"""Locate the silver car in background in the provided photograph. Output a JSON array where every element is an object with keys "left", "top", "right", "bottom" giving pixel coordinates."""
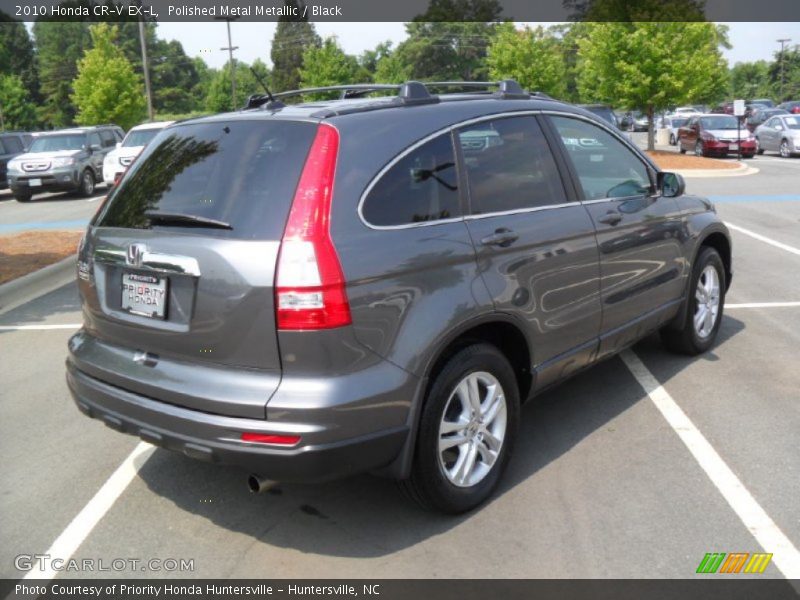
[{"left": 754, "top": 114, "right": 800, "bottom": 157}]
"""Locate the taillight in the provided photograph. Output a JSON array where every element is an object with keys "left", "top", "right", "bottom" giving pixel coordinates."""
[{"left": 275, "top": 124, "right": 351, "bottom": 330}]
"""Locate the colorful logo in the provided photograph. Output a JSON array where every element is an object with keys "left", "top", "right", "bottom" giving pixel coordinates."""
[{"left": 696, "top": 552, "right": 773, "bottom": 574}]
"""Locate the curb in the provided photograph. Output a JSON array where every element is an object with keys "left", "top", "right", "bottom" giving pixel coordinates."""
[
  {"left": 0, "top": 254, "right": 77, "bottom": 316},
  {"left": 673, "top": 163, "right": 759, "bottom": 178}
]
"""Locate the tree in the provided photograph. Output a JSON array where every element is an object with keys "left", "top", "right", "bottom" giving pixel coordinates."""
[
  {"left": 205, "top": 59, "right": 269, "bottom": 113},
  {"left": 374, "top": 44, "right": 412, "bottom": 84},
  {"left": 33, "top": 20, "right": 92, "bottom": 127},
  {"left": 0, "top": 74, "right": 38, "bottom": 130},
  {"left": 487, "top": 23, "right": 567, "bottom": 98},
  {"left": 0, "top": 13, "right": 39, "bottom": 104},
  {"left": 299, "top": 37, "right": 363, "bottom": 98},
  {"left": 768, "top": 46, "right": 800, "bottom": 102},
  {"left": 150, "top": 39, "right": 201, "bottom": 114},
  {"left": 576, "top": 22, "right": 729, "bottom": 150},
  {"left": 71, "top": 23, "right": 146, "bottom": 130},
  {"left": 358, "top": 41, "right": 394, "bottom": 79},
  {"left": 270, "top": 1, "right": 320, "bottom": 93},
  {"left": 730, "top": 61, "right": 771, "bottom": 100}
]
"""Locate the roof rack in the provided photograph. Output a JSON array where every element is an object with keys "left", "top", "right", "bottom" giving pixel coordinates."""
[{"left": 244, "top": 79, "right": 544, "bottom": 110}]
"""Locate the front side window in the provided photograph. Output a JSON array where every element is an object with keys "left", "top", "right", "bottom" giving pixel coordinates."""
[
  {"left": 457, "top": 115, "right": 567, "bottom": 214},
  {"left": 549, "top": 116, "right": 652, "bottom": 201},
  {"left": 362, "top": 133, "right": 459, "bottom": 227}
]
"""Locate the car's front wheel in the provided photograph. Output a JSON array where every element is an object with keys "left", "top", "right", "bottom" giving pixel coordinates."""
[
  {"left": 694, "top": 141, "right": 704, "bottom": 157},
  {"left": 661, "top": 246, "right": 726, "bottom": 355},
  {"left": 14, "top": 192, "right": 32, "bottom": 203},
  {"left": 400, "top": 343, "right": 520, "bottom": 513},
  {"left": 780, "top": 139, "right": 792, "bottom": 158}
]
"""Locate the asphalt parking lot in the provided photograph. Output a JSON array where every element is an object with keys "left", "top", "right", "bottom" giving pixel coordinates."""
[{"left": 1, "top": 140, "right": 799, "bottom": 581}]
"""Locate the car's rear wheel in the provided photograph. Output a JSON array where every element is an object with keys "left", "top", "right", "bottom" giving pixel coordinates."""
[
  {"left": 661, "top": 246, "right": 726, "bottom": 355},
  {"left": 14, "top": 192, "right": 32, "bottom": 203},
  {"left": 399, "top": 343, "right": 519, "bottom": 514},
  {"left": 78, "top": 169, "right": 95, "bottom": 197}
]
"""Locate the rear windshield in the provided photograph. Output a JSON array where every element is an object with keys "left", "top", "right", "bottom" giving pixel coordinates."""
[
  {"left": 96, "top": 120, "right": 317, "bottom": 240},
  {"left": 123, "top": 128, "right": 162, "bottom": 148},
  {"left": 30, "top": 134, "right": 86, "bottom": 152}
]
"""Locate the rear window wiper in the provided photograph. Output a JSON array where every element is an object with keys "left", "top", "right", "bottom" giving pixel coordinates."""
[{"left": 144, "top": 211, "right": 233, "bottom": 230}]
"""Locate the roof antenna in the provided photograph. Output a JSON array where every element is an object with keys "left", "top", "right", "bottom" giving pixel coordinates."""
[{"left": 248, "top": 66, "right": 285, "bottom": 110}]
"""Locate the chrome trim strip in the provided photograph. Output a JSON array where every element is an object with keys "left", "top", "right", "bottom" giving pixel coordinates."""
[
  {"left": 463, "top": 201, "right": 582, "bottom": 220},
  {"left": 94, "top": 247, "right": 201, "bottom": 277}
]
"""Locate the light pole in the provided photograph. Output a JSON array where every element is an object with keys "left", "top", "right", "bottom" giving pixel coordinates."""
[
  {"left": 216, "top": 17, "right": 240, "bottom": 110},
  {"left": 777, "top": 38, "right": 791, "bottom": 101},
  {"left": 139, "top": 18, "right": 154, "bottom": 121}
]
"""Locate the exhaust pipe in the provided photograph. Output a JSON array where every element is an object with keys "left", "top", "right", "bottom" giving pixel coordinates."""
[{"left": 247, "top": 474, "right": 279, "bottom": 494}]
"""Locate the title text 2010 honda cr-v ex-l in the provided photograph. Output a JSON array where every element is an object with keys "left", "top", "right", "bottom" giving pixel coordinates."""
[{"left": 67, "top": 80, "right": 732, "bottom": 513}]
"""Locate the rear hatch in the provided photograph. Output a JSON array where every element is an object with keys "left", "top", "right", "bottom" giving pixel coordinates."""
[{"left": 74, "top": 118, "right": 318, "bottom": 418}]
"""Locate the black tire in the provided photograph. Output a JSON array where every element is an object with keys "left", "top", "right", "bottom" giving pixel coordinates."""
[
  {"left": 14, "top": 192, "right": 33, "bottom": 203},
  {"left": 669, "top": 133, "right": 676, "bottom": 145},
  {"left": 661, "top": 247, "right": 726, "bottom": 355},
  {"left": 678, "top": 139, "right": 686, "bottom": 154},
  {"left": 780, "top": 139, "right": 792, "bottom": 158},
  {"left": 756, "top": 138, "right": 764, "bottom": 155},
  {"left": 78, "top": 169, "right": 95, "bottom": 197},
  {"left": 399, "top": 343, "right": 520, "bottom": 514}
]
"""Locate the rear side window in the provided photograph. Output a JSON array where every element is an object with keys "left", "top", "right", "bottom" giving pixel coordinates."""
[
  {"left": 100, "top": 130, "right": 116, "bottom": 147},
  {"left": 457, "top": 116, "right": 567, "bottom": 214},
  {"left": 96, "top": 120, "right": 317, "bottom": 240},
  {"left": 362, "top": 133, "right": 459, "bottom": 227}
]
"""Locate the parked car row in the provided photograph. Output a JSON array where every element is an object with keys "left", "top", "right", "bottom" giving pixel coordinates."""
[
  {"left": 1, "top": 121, "right": 173, "bottom": 202},
  {"left": 677, "top": 114, "right": 757, "bottom": 158}
]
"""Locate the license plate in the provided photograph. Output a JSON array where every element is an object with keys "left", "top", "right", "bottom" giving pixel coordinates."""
[
  {"left": 729, "top": 144, "right": 738, "bottom": 150},
  {"left": 122, "top": 273, "right": 168, "bottom": 319},
  {"left": 29, "top": 178, "right": 42, "bottom": 187}
]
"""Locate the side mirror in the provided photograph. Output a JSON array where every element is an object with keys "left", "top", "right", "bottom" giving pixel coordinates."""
[
  {"left": 658, "top": 172, "right": 685, "bottom": 198},
  {"left": 90, "top": 144, "right": 102, "bottom": 152}
]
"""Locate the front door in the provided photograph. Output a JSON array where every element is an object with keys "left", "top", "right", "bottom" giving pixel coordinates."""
[{"left": 546, "top": 115, "right": 685, "bottom": 358}]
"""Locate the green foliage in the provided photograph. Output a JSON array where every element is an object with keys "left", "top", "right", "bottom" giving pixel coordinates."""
[
  {"left": 33, "top": 20, "right": 92, "bottom": 127},
  {"left": 0, "top": 74, "right": 38, "bottom": 130},
  {"left": 576, "top": 22, "right": 729, "bottom": 148},
  {"left": 0, "top": 14, "right": 39, "bottom": 104},
  {"left": 565, "top": 0, "right": 706, "bottom": 21},
  {"left": 299, "top": 37, "right": 363, "bottom": 98},
  {"left": 151, "top": 39, "right": 202, "bottom": 114},
  {"left": 768, "top": 46, "right": 800, "bottom": 101},
  {"left": 71, "top": 23, "right": 146, "bottom": 130},
  {"left": 205, "top": 59, "right": 269, "bottom": 113},
  {"left": 270, "top": 2, "right": 321, "bottom": 93},
  {"left": 730, "top": 61, "right": 772, "bottom": 100},
  {"left": 487, "top": 23, "right": 567, "bottom": 98},
  {"left": 373, "top": 48, "right": 412, "bottom": 84}
]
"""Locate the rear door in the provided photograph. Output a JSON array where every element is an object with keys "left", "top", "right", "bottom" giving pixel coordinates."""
[
  {"left": 77, "top": 119, "right": 318, "bottom": 417},
  {"left": 545, "top": 114, "right": 685, "bottom": 358},
  {"left": 457, "top": 114, "right": 602, "bottom": 389}
]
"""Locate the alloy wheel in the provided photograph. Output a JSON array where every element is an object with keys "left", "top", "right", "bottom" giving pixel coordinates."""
[
  {"left": 694, "top": 265, "right": 720, "bottom": 338},
  {"left": 438, "top": 371, "right": 507, "bottom": 488}
]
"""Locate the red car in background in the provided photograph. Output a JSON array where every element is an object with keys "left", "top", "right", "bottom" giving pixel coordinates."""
[
  {"left": 777, "top": 100, "right": 800, "bottom": 114},
  {"left": 677, "top": 114, "right": 757, "bottom": 158}
]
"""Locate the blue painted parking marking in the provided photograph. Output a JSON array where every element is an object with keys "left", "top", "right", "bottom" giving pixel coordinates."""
[
  {"left": 0, "top": 219, "right": 90, "bottom": 234},
  {"left": 708, "top": 194, "right": 800, "bottom": 203}
]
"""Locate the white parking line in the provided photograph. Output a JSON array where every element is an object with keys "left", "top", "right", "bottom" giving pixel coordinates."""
[
  {"left": 23, "top": 442, "right": 154, "bottom": 581},
  {"left": 621, "top": 350, "right": 800, "bottom": 580},
  {"left": 0, "top": 324, "right": 81, "bottom": 331},
  {"left": 726, "top": 302, "right": 800, "bottom": 309},
  {"left": 725, "top": 222, "right": 800, "bottom": 257}
]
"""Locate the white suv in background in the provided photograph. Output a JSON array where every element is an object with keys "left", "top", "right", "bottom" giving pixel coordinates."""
[{"left": 103, "top": 121, "right": 174, "bottom": 186}]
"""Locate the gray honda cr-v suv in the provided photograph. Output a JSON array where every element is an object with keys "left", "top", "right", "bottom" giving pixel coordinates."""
[{"left": 67, "top": 80, "right": 732, "bottom": 513}]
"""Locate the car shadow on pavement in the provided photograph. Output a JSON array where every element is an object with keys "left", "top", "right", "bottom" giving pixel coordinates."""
[
  {"left": 0, "top": 281, "right": 81, "bottom": 330},
  {"left": 136, "top": 316, "right": 745, "bottom": 559}
]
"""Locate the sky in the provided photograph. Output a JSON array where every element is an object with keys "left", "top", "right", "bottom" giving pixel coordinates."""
[{"left": 154, "top": 21, "right": 800, "bottom": 70}]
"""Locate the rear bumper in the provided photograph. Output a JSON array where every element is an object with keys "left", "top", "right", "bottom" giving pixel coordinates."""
[{"left": 66, "top": 359, "right": 411, "bottom": 483}]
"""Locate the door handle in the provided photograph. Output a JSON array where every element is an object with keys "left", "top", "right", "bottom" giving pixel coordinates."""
[
  {"left": 598, "top": 211, "right": 623, "bottom": 226},
  {"left": 480, "top": 228, "right": 519, "bottom": 248}
]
